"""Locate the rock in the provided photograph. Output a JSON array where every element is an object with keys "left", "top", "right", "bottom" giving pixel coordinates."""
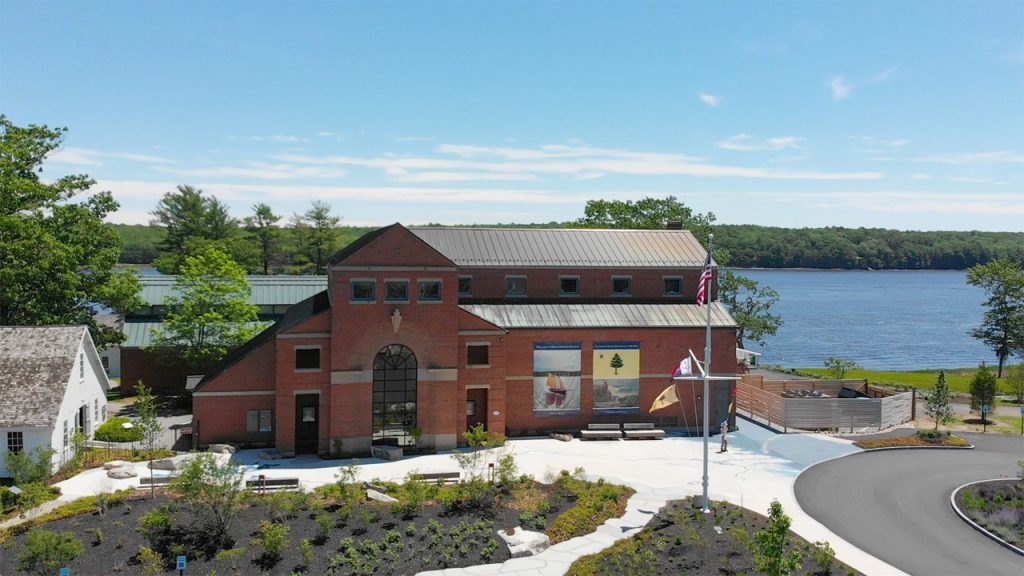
[
  {"left": 497, "top": 526, "right": 551, "bottom": 558},
  {"left": 362, "top": 482, "right": 389, "bottom": 493},
  {"left": 550, "top": 432, "right": 574, "bottom": 442},
  {"left": 371, "top": 445, "right": 403, "bottom": 461},
  {"left": 258, "top": 449, "right": 281, "bottom": 461},
  {"left": 103, "top": 460, "right": 132, "bottom": 470},
  {"left": 209, "top": 444, "right": 236, "bottom": 455},
  {"left": 366, "top": 489, "right": 399, "bottom": 503},
  {"left": 107, "top": 467, "right": 137, "bottom": 479},
  {"left": 148, "top": 454, "right": 199, "bottom": 471}
]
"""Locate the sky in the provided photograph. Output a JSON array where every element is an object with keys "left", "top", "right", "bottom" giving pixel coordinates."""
[{"left": 1, "top": 1, "right": 1022, "bottom": 231}]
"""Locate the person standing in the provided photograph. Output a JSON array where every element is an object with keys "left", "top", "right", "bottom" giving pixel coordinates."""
[{"left": 720, "top": 421, "right": 728, "bottom": 452}]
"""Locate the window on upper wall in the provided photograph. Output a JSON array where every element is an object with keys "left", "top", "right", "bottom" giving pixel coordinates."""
[
  {"left": 246, "top": 409, "right": 273, "bottom": 433},
  {"left": 80, "top": 353, "right": 84, "bottom": 380},
  {"left": 458, "top": 276, "right": 473, "bottom": 296},
  {"left": 612, "top": 276, "right": 632, "bottom": 296},
  {"left": 63, "top": 420, "right": 69, "bottom": 450},
  {"left": 467, "top": 344, "right": 490, "bottom": 366},
  {"left": 663, "top": 277, "right": 683, "bottom": 296},
  {"left": 385, "top": 280, "right": 409, "bottom": 302},
  {"left": 351, "top": 280, "right": 375, "bottom": 302},
  {"left": 94, "top": 399, "right": 100, "bottom": 424},
  {"left": 295, "top": 347, "right": 321, "bottom": 371},
  {"left": 559, "top": 276, "right": 580, "bottom": 296},
  {"left": 7, "top": 431, "right": 23, "bottom": 454},
  {"left": 506, "top": 276, "right": 527, "bottom": 296},
  {"left": 418, "top": 280, "right": 442, "bottom": 301}
]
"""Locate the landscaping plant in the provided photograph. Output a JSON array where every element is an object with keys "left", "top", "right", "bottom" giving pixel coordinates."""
[
  {"left": 752, "top": 500, "right": 803, "bottom": 576},
  {"left": 17, "top": 529, "right": 84, "bottom": 576},
  {"left": 924, "top": 370, "right": 954, "bottom": 430},
  {"left": 969, "top": 363, "right": 999, "bottom": 424},
  {"left": 170, "top": 453, "right": 246, "bottom": 549}
]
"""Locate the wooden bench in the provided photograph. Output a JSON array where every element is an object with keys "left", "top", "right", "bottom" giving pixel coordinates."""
[
  {"left": 580, "top": 423, "right": 623, "bottom": 440},
  {"left": 246, "top": 477, "right": 301, "bottom": 493},
  {"left": 137, "top": 476, "right": 177, "bottom": 489},
  {"left": 623, "top": 422, "right": 666, "bottom": 440},
  {"left": 408, "top": 471, "right": 461, "bottom": 485}
]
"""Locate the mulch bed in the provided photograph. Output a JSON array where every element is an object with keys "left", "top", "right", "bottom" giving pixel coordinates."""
[
  {"left": 0, "top": 481, "right": 582, "bottom": 575},
  {"left": 853, "top": 432, "right": 971, "bottom": 449},
  {"left": 566, "top": 498, "right": 862, "bottom": 576},
  {"left": 954, "top": 479, "right": 1024, "bottom": 548}
]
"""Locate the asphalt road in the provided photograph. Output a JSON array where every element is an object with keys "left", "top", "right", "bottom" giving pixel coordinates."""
[{"left": 796, "top": 433, "right": 1023, "bottom": 576}]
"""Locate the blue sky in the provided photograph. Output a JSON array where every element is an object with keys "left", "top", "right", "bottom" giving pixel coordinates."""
[{"left": 2, "top": 1, "right": 1022, "bottom": 231}]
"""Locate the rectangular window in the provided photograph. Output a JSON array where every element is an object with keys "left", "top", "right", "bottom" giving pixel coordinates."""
[
  {"left": 351, "top": 280, "right": 376, "bottom": 302},
  {"left": 612, "top": 276, "right": 632, "bottom": 296},
  {"left": 506, "top": 276, "right": 527, "bottom": 296},
  {"left": 295, "top": 347, "right": 320, "bottom": 371},
  {"left": 101, "top": 356, "right": 109, "bottom": 371},
  {"left": 63, "top": 420, "right": 69, "bottom": 450},
  {"left": 80, "top": 353, "right": 84, "bottom": 380},
  {"left": 7, "top": 431, "right": 24, "bottom": 454},
  {"left": 559, "top": 276, "right": 580, "bottom": 296},
  {"left": 94, "top": 399, "right": 100, "bottom": 424},
  {"left": 247, "top": 409, "right": 273, "bottom": 433},
  {"left": 663, "top": 276, "right": 683, "bottom": 296},
  {"left": 458, "top": 276, "right": 473, "bottom": 296},
  {"left": 418, "top": 280, "right": 442, "bottom": 301},
  {"left": 467, "top": 345, "right": 490, "bottom": 366},
  {"left": 467, "top": 400, "right": 476, "bottom": 416},
  {"left": 385, "top": 280, "right": 409, "bottom": 301}
]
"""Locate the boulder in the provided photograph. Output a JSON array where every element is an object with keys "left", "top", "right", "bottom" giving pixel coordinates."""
[
  {"left": 498, "top": 526, "right": 551, "bottom": 558},
  {"left": 209, "top": 444, "right": 236, "bottom": 455},
  {"left": 366, "top": 489, "right": 399, "bottom": 503},
  {"left": 107, "top": 467, "right": 137, "bottom": 479},
  {"left": 371, "top": 445, "right": 403, "bottom": 461},
  {"left": 148, "top": 454, "right": 198, "bottom": 471},
  {"left": 103, "top": 460, "right": 132, "bottom": 470}
]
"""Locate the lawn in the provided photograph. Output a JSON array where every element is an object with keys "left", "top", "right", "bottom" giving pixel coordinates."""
[{"left": 791, "top": 366, "right": 1008, "bottom": 394}]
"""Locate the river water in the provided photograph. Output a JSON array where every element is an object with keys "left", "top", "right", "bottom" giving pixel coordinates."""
[{"left": 737, "top": 270, "right": 993, "bottom": 371}]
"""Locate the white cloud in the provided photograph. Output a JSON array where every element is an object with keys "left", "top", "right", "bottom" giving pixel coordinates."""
[
  {"left": 762, "top": 190, "right": 1024, "bottom": 216},
  {"left": 830, "top": 77, "right": 852, "bottom": 100},
  {"left": 718, "top": 134, "right": 803, "bottom": 152},
  {"left": 946, "top": 176, "right": 1001, "bottom": 184},
  {"left": 316, "top": 131, "right": 337, "bottom": 137},
  {"left": 699, "top": 93, "right": 721, "bottom": 107},
  {"left": 157, "top": 162, "right": 347, "bottom": 180},
  {"left": 830, "top": 67, "right": 897, "bottom": 100},
  {"left": 47, "top": 146, "right": 176, "bottom": 166},
  {"left": 915, "top": 150, "right": 1024, "bottom": 165},
  {"left": 388, "top": 171, "right": 537, "bottom": 183},
  {"left": 395, "top": 136, "right": 436, "bottom": 143},
  {"left": 910, "top": 173, "right": 931, "bottom": 180},
  {"left": 228, "top": 134, "right": 309, "bottom": 143}
]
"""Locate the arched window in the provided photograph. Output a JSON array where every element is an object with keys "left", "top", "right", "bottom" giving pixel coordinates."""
[{"left": 372, "top": 344, "right": 417, "bottom": 446}]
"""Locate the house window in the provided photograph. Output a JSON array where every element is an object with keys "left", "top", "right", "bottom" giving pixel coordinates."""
[
  {"left": 246, "top": 409, "right": 273, "bottom": 433},
  {"left": 351, "top": 280, "right": 376, "bottom": 302},
  {"left": 101, "top": 356, "right": 109, "bottom": 371},
  {"left": 80, "top": 353, "right": 84, "bottom": 380},
  {"left": 385, "top": 280, "right": 409, "bottom": 302},
  {"left": 467, "top": 345, "right": 490, "bottom": 367},
  {"left": 94, "top": 399, "right": 100, "bottom": 424},
  {"left": 664, "top": 276, "right": 683, "bottom": 296},
  {"left": 418, "top": 280, "right": 442, "bottom": 302},
  {"left": 7, "top": 431, "right": 23, "bottom": 454},
  {"left": 506, "top": 276, "right": 527, "bottom": 296},
  {"left": 295, "top": 348, "right": 321, "bottom": 371},
  {"left": 458, "top": 276, "right": 473, "bottom": 296},
  {"left": 63, "top": 420, "right": 69, "bottom": 450},
  {"left": 612, "top": 276, "right": 632, "bottom": 296},
  {"left": 559, "top": 276, "right": 580, "bottom": 296}
]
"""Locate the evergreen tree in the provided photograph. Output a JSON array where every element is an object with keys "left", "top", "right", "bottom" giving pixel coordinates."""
[
  {"left": 304, "top": 200, "right": 340, "bottom": 274},
  {"left": 150, "top": 185, "right": 255, "bottom": 273},
  {"left": 244, "top": 203, "right": 281, "bottom": 275},
  {"left": 969, "top": 363, "right": 998, "bottom": 424},
  {"left": 610, "top": 353, "right": 624, "bottom": 375},
  {"left": 925, "top": 370, "right": 954, "bottom": 430}
]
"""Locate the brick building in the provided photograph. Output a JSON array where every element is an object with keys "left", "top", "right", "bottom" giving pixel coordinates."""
[{"left": 192, "top": 224, "right": 738, "bottom": 455}]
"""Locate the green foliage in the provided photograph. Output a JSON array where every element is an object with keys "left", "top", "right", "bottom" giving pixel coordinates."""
[
  {"left": 244, "top": 202, "right": 282, "bottom": 275},
  {"left": 17, "top": 529, "right": 84, "bottom": 576},
  {"left": 170, "top": 453, "right": 246, "bottom": 548},
  {"left": 719, "top": 271, "right": 783, "bottom": 348},
  {"left": 139, "top": 506, "right": 173, "bottom": 549},
  {"left": 4, "top": 446, "right": 55, "bottom": 485},
  {"left": 546, "top": 473, "right": 634, "bottom": 544},
  {"left": 299, "top": 200, "right": 341, "bottom": 274},
  {"left": 811, "top": 540, "right": 836, "bottom": 573},
  {"left": 967, "top": 258, "right": 1024, "bottom": 377},
  {"left": 574, "top": 196, "right": 715, "bottom": 247},
  {"left": 824, "top": 357, "right": 860, "bottom": 380},
  {"left": 134, "top": 382, "right": 163, "bottom": 497},
  {"left": 300, "top": 537, "right": 313, "bottom": 564},
  {"left": 0, "top": 116, "right": 143, "bottom": 348},
  {"left": 148, "top": 247, "right": 263, "bottom": 368},
  {"left": 94, "top": 416, "right": 144, "bottom": 442},
  {"left": 969, "top": 363, "right": 999, "bottom": 422},
  {"left": 1003, "top": 363, "right": 1024, "bottom": 404},
  {"left": 251, "top": 520, "right": 290, "bottom": 561},
  {"left": 138, "top": 545, "right": 165, "bottom": 575},
  {"left": 925, "top": 370, "right": 955, "bottom": 430},
  {"left": 752, "top": 500, "right": 802, "bottom": 576},
  {"left": 451, "top": 424, "right": 513, "bottom": 492}
]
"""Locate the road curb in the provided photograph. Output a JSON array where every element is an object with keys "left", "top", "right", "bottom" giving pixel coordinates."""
[
  {"left": 855, "top": 444, "right": 974, "bottom": 452},
  {"left": 949, "top": 479, "right": 1024, "bottom": 557}
]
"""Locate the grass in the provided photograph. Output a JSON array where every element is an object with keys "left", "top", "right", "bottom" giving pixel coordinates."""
[
  {"left": 950, "top": 414, "right": 1024, "bottom": 435},
  {"left": 49, "top": 448, "right": 176, "bottom": 483},
  {"left": 793, "top": 367, "right": 979, "bottom": 393}
]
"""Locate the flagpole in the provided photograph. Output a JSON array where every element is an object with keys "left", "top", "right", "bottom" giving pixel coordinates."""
[{"left": 701, "top": 233, "right": 713, "bottom": 514}]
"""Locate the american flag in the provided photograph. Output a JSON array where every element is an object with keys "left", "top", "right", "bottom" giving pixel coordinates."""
[{"left": 695, "top": 252, "right": 713, "bottom": 306}]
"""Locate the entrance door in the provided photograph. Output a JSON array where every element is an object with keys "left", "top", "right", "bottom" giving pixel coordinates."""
[
  {"left": 466, "top": 388, "right": 488, "bottom": 431},
  {"left": 294, "top": 394, "right": 319, "bottom": 454}
]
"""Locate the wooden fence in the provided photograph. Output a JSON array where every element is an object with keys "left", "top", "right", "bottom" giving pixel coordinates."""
[{"left": 736, "top": 379, "right": 914, "bottom": 433}]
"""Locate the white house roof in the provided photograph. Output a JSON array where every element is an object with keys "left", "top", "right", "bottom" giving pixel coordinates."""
[
  {"left": 459, "top": 303, "right": 736, "bottom": 329},
  {"left": 0, "top": 326, "right": 88, "bottom": 427}
]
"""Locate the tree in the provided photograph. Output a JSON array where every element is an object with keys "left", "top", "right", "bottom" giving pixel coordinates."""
[
  {"left": 134, "top": 382, "right": 163, "bottom": 499},
  {"left": 967, "top": 258, "right": 1024, "bottom": 377},
  {"left": 925, "top": 370, "right": 954, "bottom": 430},
  {"left": 244, "top": 203, "right": 281, "bottom": 275},
  {"left": 719, "top": 272, "right": 783, "bottom": 348},
  {"left": 17, "top": 529, "right": 83, "bottom": 576},
  {"left": 150, "top": 185, "right": 258, "bottom": 273},
  {"left": 171, "top": 453, "right": 246, "bottom": 549},
  {"left": 610, "top": 353, "right": 624, "bottom": 375},
  {"left": 969, "top": 363, "right": 998, "bottom": 424},
  {"left": 824, "top": 357, "right": 859, "bottom": 380},
  {"left": 304, "top": 200, "right": 340, "bottom": 274},
  {"left": 752, "top": 500, "right": 803, "bottom": 576},
  {"left": 0, "top": 116, "right": 142, "bottom": 348},
  {"left": 1004, "top": 363, "right": 1024, "bottom": 405},
  {"left": 149, "top": 247, "right": 262, "bottom": 369}
]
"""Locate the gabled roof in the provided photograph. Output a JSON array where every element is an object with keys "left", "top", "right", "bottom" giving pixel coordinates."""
[
  {"left": 410, "top": 227, "right": 711, "bottom": 268},
  {"left": 192, "top": 290, "right": 331, "bottom": 391},
  {"left": 137, "top": 275, "right": 327, "bottom": 306},
  {"left": 327, "top": 223, "right": 398, "bottom": 265},
  {"left": 0, "top": 326, "right": 89, "bottom": 427},
  {"left": 458, "top": 303, "right": 736, "bottom": 329}
]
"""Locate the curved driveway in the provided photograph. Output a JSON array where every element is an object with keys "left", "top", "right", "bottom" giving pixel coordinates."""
[{"left": 795, "top": 433, "right": 1023, "bottom": 576}]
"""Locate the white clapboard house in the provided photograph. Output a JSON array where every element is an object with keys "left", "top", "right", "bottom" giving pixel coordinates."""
[{"left": 0, "top": 326, "right": 110, "bottom": 478}]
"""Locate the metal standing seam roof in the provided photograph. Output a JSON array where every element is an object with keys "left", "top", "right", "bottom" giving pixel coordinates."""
[
  {"left": 459, "top": 303, "right": 736, "bottom": 329},
  {"left": 138, "top": 275, "right": 328, "bottom": 306},
  {"left": 121, "top": 321, "right": 268, "bottom": 348},
  {"left": 410, "top": 228, "right": 712, "bottom": 268}
]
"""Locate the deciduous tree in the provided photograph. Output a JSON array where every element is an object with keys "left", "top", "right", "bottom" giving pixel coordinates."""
[
  {"left": 752, "top": 500, "right": 803, "bottom": 576},
  {"left": 134, "top": 382, "right": 163, "bottom": 498},
  {"left": 171, "top": 453, "right": 246, "bottom": 549},
  {"left": 719, "top": 272, "right": 782, "bottom": 348},
  {"left": 969, "top": 363, "right": 998, "bottom": 424},
  {"left": 925, "top": 370, "right": 954, "bottom": 430},
  {"left": 824, "top": 357, "right": 859, "bottom": 380},
  {"left": 967, "top": 258, "right": 1024, "bottom": 377},
  {"left": 0, "top": 116, "right": 142, "bottom": 348}
]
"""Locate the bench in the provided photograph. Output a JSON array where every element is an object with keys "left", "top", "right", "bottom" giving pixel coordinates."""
[
  {"left": 246, "top": 477, "right": 301, "bottom": 493},
  {"left": 622, "top": 422, "right": 666, "bottom": 440},
  {"left": 408, "top": 471, "right": 461, "bottom": 485},
  {"left": 580, "top": 423, "right": 623, "bottom": 440},
  {"left": 137, "top": 476, "right": 177, "bottom": 489}
]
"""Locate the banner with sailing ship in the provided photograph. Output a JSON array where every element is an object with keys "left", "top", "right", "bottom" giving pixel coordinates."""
[
  {"left": 532, "top": 342, "right": 581, "bottom": 416},
  {"left": 593, "top": 341, "right": 641, "bottom": 415}
]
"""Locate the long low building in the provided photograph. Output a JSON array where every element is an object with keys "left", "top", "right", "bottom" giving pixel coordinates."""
[{"left": 192, "top": 224, "right": 738, "bottom": 454}]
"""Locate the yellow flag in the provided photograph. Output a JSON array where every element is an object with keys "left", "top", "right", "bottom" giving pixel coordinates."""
[{"left": 649, "top": 383, "right": 679, "bottom": 412}]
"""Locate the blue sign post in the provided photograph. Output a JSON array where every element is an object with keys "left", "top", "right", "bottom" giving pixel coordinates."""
[
  {"left": 59, "top": 569, "right": 71, "bottom": 576},
  {"left": 176, "top": 555, "right": 187, "bottom": 573}
]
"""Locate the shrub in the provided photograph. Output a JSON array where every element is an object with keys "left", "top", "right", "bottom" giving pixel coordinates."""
[
  {"left": 94, "top": 417, "right": 144, "bottom": 443},
  {"left": 170, "top": 453, "right": 246, "bottom": 549},
  {"left": 17, "top": 530, "right": 84, "bottom": 576},
  {"left": 139, "top": 506, "right": 173, "bottom": 551},
  {"left": 85, "top": 527, "right": 104, "bottom": 546},
  {"left": 251, "top": 521, "right": 290, "bottom": 563},
  {"left": 811, "top": 541, "right": 836, "bottom": 573},
  {"left": 752, "top": 500, "right": 803, "bottom": 576},
  {"left": 4, "top": 446, "right": 55, "bottom": 485},
  {"left": 138, "top": 545, "right": 165, "bottom": 576}
]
